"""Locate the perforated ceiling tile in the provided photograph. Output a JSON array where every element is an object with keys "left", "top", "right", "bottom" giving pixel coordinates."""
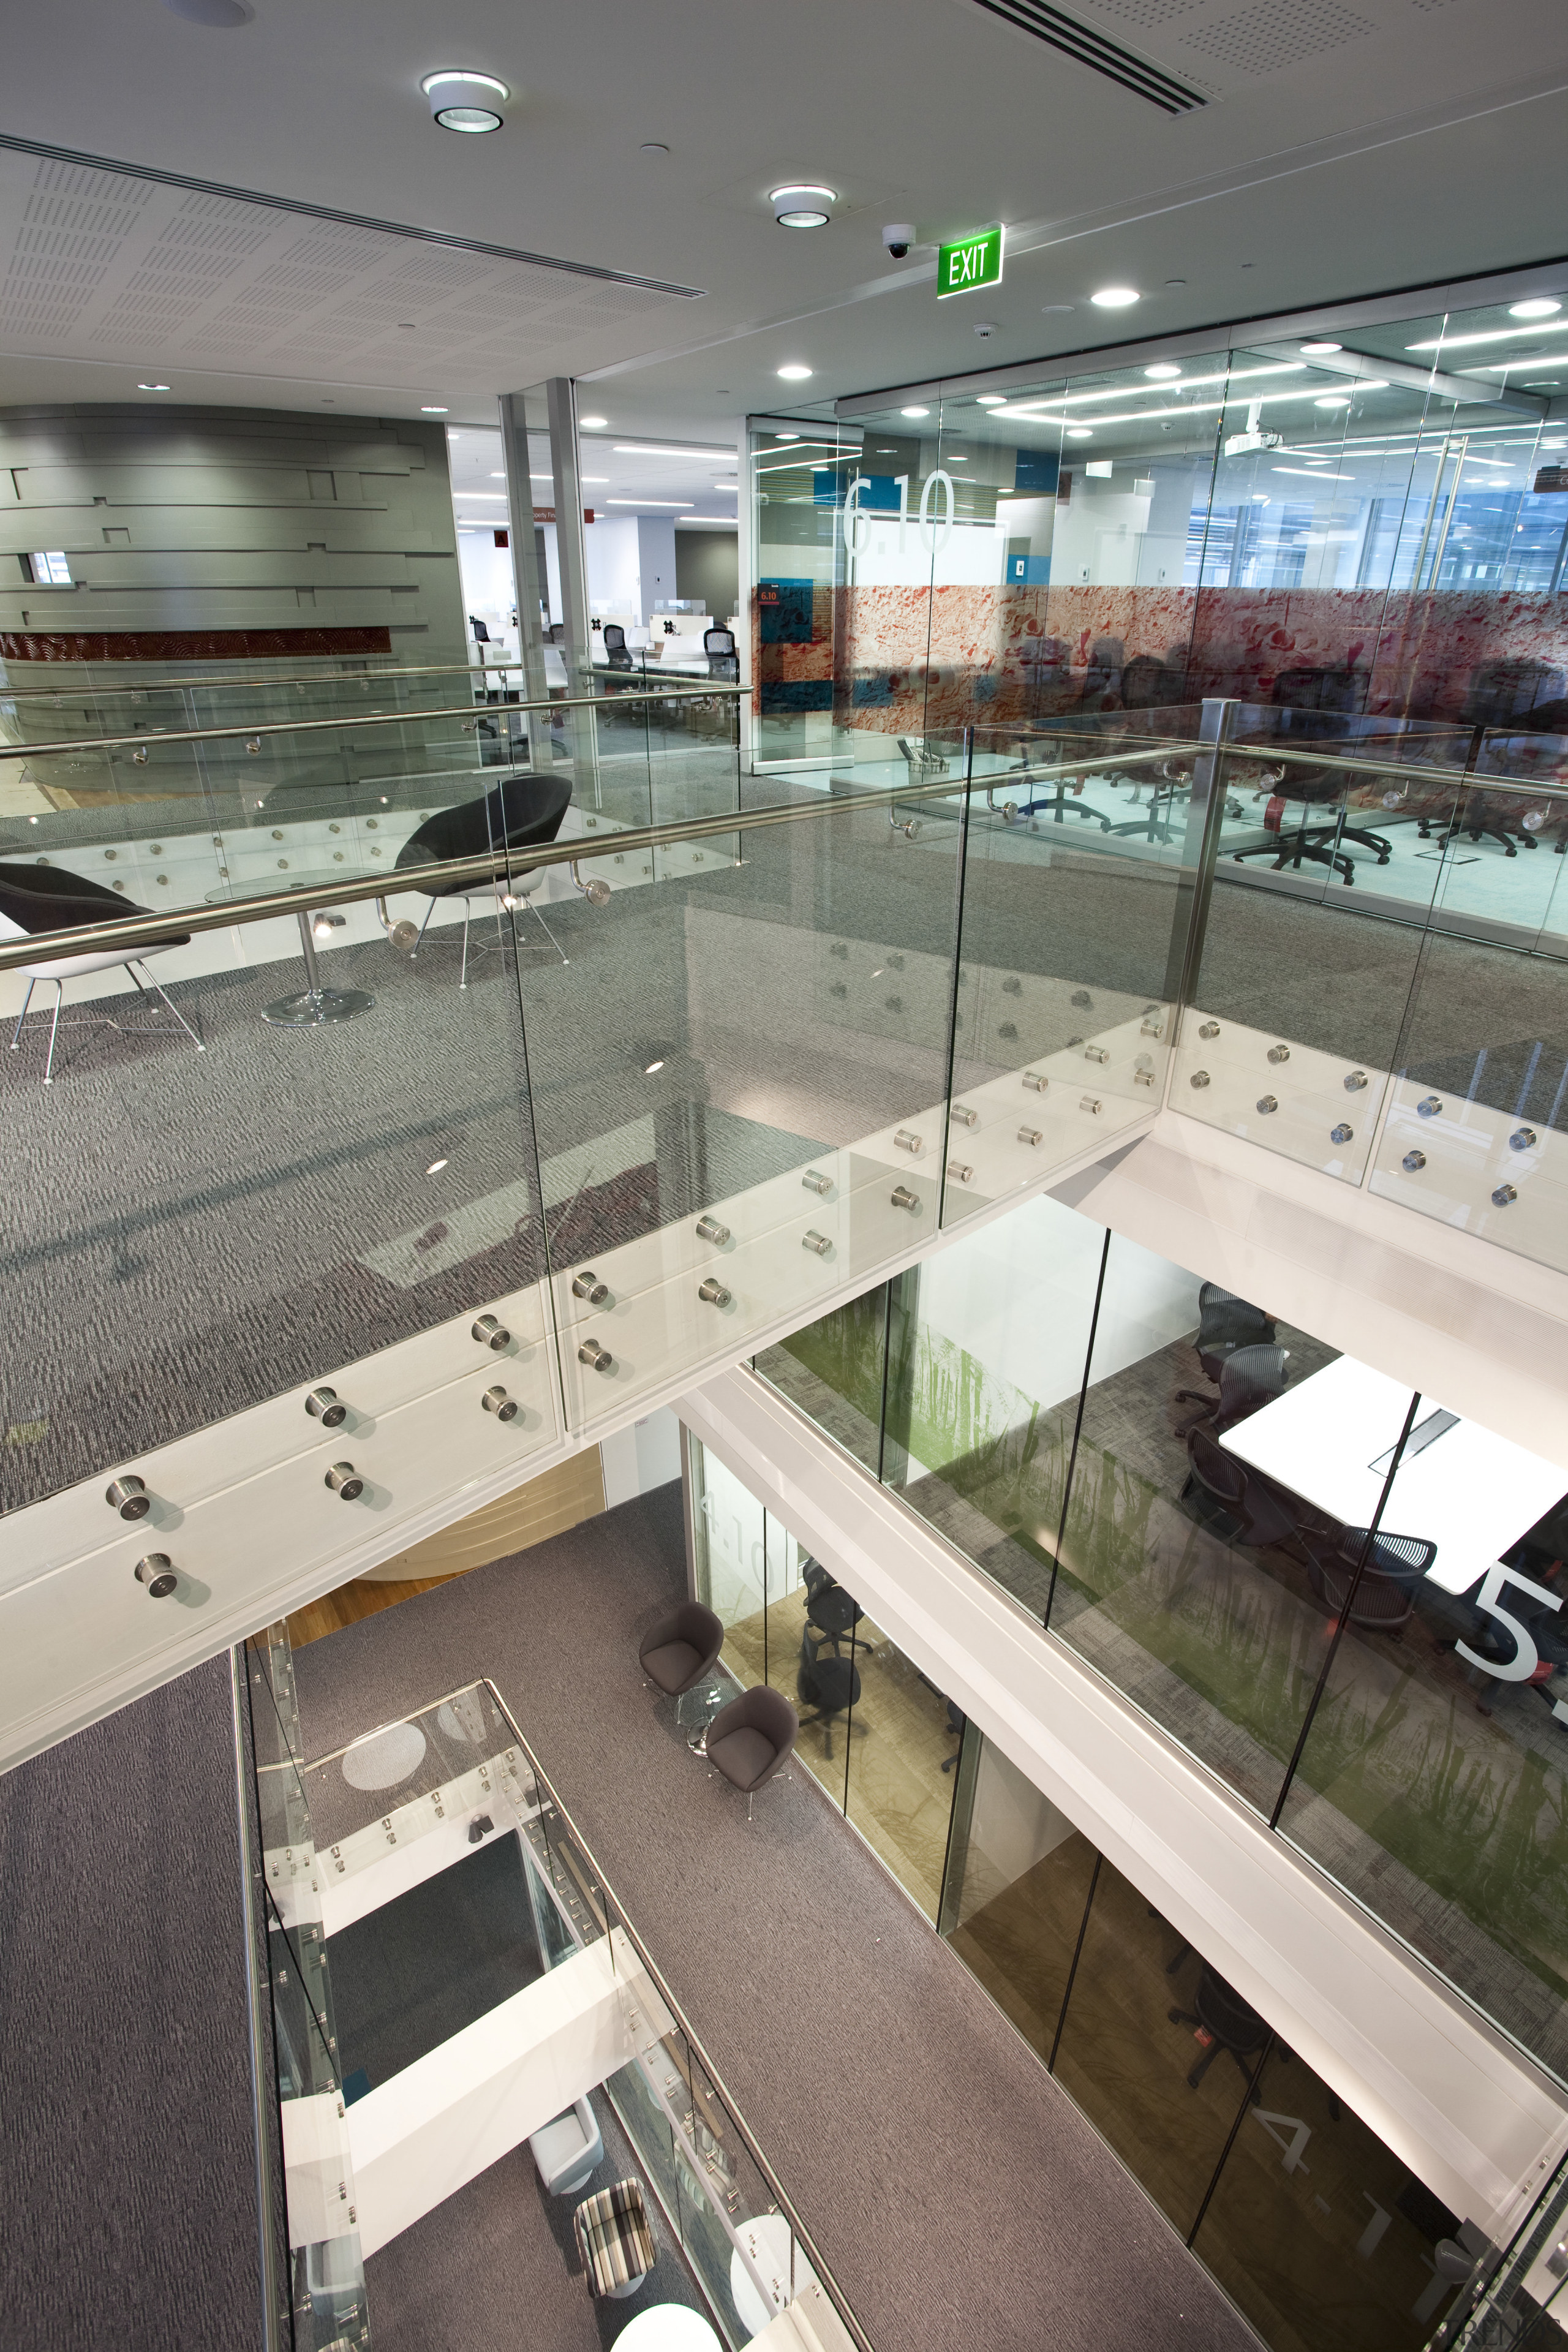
[
  {"left": 1081, "top": 0, "right": 1207, "bottom": 21},
  {"left": 1180, "top": 0, "right": 1374, "bottom": 69}
]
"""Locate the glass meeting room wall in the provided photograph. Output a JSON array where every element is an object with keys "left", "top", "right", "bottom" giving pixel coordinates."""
[
  {"left": 747, "top": 276, "right": 1568, "bottom": 780},
  {"left": 754, "top": 1182, "right": 1568, "bottom": 2091}
]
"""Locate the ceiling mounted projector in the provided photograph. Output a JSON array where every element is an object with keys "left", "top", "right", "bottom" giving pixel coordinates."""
[
  {"left": 771, "top": 184, "right": 836, "bottom": 228},
  {"left": 422, "top": 70, "right": 509, "bottom": 132}
]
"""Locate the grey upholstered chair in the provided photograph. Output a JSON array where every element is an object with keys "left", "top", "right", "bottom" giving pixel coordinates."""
[
  {"left": 701, "top": 1685, "right": 797, "bottom": 1817},
  {"left": 528, "top": 2097, "right": 604, "bottom": 2195},
  {"left": 638, "top": 1602, "right": 723, "bottom": 1697}
]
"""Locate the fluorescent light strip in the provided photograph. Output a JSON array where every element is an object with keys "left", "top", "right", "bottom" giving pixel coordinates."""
[
  {"left": 998, "top": 361, "right": 1304, "bottom": 415},
  {"left": 1273, "top": 467, "right": 1353, "bottom": 480},
  {"left": 980, "top": 382, "right": 1392, "bottom": 435},
  {"left": 455, "top": 492, "right": 509, "bottom": 499},
  {"left": 612, "top": 443, "right": 736, "bottom": 461},
  {"left": 605, "top": 498, "right": 692, "bottom": 507},
  {"left": 1406, "top": 320, "right": 1568, "bottom": 353}
]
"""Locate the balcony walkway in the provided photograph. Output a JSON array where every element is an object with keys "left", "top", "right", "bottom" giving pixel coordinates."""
[{"left": 292, "top": 1482, "right": 1262, "bottom": 2352}]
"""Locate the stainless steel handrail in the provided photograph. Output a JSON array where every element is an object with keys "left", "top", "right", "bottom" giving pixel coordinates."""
[
  {"left": 0, "top": 651, "right": 734, "bottom": 702},
  {"left": 0, "top": 742, "right": 1188, "bottom": 974},
  {"left": 476, "top": 1678, "right": 877, "bottom": 2352},
  {"left": 0, "top": 679, "right": 747, "bottom": 763}
]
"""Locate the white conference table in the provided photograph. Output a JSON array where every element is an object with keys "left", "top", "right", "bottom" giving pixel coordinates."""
[{"left": 1220, "top": 1357, "right": 1566, "bottom": 1596}]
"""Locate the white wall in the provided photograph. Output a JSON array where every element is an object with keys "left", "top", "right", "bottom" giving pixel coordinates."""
[
  {"left": 952, "top": 1734, "right": 1079, "bottom": 1928},
  {"left": 585, "top": 514, "right": 641, "bottom": 616},
  {"left": 636, "top": 515, "right": 678, "bottom": 622},
  {"left": 600, "top": 1406, "right": 682, "bottom": 1509},
  {"left": 456, "top": 527, "right": 517, "bottom": 646},
  {"left": 913, "top": 1193, "right": 1200, "bottom": 1419}
]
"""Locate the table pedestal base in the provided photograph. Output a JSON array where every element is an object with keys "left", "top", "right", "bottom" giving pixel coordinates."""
[{"left": 264, "top": 986, "right": 374, "bottom": 1027}]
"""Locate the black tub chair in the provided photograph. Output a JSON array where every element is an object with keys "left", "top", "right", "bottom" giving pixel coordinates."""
[
  {"left": 391, "top": 771, "right": 572, "bottom": 984},
  {"left": 1, "top": 862, "right": 202, "bottom": 1087}
]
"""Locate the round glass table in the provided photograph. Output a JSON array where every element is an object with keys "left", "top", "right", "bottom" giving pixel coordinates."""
[{"left": 205, "top": 870, "right": 375, "bottom": 1027}]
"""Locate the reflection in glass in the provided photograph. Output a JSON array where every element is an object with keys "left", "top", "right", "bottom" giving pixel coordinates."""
[{"left": 940, "top": 1733, "right": 1098, "bottom": 2055}]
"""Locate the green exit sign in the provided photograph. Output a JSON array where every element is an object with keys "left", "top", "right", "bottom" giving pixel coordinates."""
[{"left": 938, "top": 224, "right": 1005, "bottom": 300}]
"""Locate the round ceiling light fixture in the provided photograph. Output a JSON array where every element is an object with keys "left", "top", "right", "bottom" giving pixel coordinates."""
[
  {"left": 138, "top": 382, "right": 172, "bottom": 392},
  {"left": 976, "top": 394, "right": 1006, "bottom": 406},
  {"left": 770, "top": 184, "right": 836, "bottom": 229},
  {"left": 1144, "top": 363, "right": 1182, "bottom": 380},
  {"left": 900, "top": 406, "right": 930, "bottom": 418},
  {"left": 1300, "top": 340, "right": 1343, "bottom": 355},
  {"left": 580, "top": 415, "right": 608, "bottom": 429},
  {"left": 1509, "top": 297, "right": 1562, "bottom": 319},
  {"left": 162, "top": 0, "right": 254, "bottom": 23},
  {"left": 1066, "top": 426, "right": 1095, "bottom": 439},
  {"left": 1314, "top": 394, "right": 1351, "bottom": 409},
  {"left": 1090, "top": 286, "right": 1139, "bottom": 309},
  {"left": 421, "top": 70, "right": 509, "bottom": 133},
  {"left": 777, "top": 363, "right": 813, "bottom": 380},
  {"left": 421, "top": 405, "right": 449, "bottom": 414}
]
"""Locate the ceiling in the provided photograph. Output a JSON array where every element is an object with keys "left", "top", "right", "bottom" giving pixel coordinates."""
[
  {"left": 449, "top": 422, "right": 740, "bottom": 524},
  {"left": 0, "top": 0, "right": 1564, "bottom": 439}
]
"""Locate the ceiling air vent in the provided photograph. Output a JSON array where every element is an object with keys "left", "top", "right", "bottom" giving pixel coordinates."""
[{"left": 970, "top": 0, "right": 1208, "bottom": 109}]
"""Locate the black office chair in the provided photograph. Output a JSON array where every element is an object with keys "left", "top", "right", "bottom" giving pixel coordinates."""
[
  {"left": 1104, "top": 657, "right": 1191, "bottom": 840},
  {"left": 1305, "top": 1526, "right": 1437, "bottom": 1634},
  {"left": 1, "top": 863, "right": 202, "bottom": 1087},
  {"left": 1181, "top": 1424, "right": 1302, "bottom": 1550},
  {"left": 601, "top": 623, "right": 635, "bottom": 672},
  {"left": 1178, "top": 1342, "right": 1289, "bottom": 1441},
  {"left": 470, "top": 614, "right": 490, "bottom": 644},
  {"left": 393, "top": 770, "right": 572, "bottom": 984},
  {"left": 1002, "top": 737, "right": 1118, "bottom": 831},
  {"left": 703, "top": 627, "right": 739, "bottom": 682},
  {"left": 1174, "top": 1285, "right": 1278, "bottom": 1406},
  {"left": 797, "top": 1627, "right": 862, "bottom": 1759},
  {"left": 1230, "top": 668, "right": 1393, "bottom": 886},
  {"left": 1169, "top": 1963, "right": 1269, "bottom": 2091},
  {"left": 941, "top": 1699, "right": 967, "bottom": 1773},
  {"left": 802, "top": 1559, "right": 876, "bottom": 1654}
]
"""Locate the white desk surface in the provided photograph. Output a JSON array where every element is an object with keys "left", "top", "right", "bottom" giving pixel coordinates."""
[{"left": 1220, "top": 1357, "right": 1566, "bottom": 1596}]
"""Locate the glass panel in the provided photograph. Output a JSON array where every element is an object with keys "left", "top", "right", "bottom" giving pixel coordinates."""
[
  {"left": 690, "top": 1434, "right": 770, "bottom": 1696},
  {"left": 940, "top": 1728, "right": 1098, "bottom": 2058},
  {"left": 1276, "top": 1457, "right": 1568, "bottom": 2080},
  {"left": 1191, "top": 2037, "right": 1464, "bottom": 2351},
  {"left": 753, "top": 1283, "right": 889, "bottom": 1476},
  {"left": 749, "top": 415, "right": 860, "bottom": 770},
  {"left": 1050, "top": 1853, "right": 1261, "bottom": 2240},
  {"left": 839, "top": 1608, "right": 960, "bottom": 1923},
  {"left": 880, "top": 1197, "right": 1104, "bottom": 1619},
  {"left": 1047, "top": 1231, "right": 1346, "bottom": 1818}
]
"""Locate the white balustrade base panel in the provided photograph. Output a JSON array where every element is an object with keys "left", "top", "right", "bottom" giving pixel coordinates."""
[{"left": 347, "top": 1928, "right": 660, "bottom": 2260}]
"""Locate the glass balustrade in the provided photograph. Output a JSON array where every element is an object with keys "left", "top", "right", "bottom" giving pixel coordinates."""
[{"left": 262, "top": 1653, "right": 866, "bottom": 2352}]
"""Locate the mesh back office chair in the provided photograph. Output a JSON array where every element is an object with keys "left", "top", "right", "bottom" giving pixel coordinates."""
[
  {"left": 0, "top": 864, "right": 203, "bottom": 1087},
  {"left": 601, "top": 624, "right": 635, "bottom": 671},
  {"left": 703, "top": 627, "right": 739, "bottom": 682},
  {"left": 1173, "top": 1284, "right": 1278, "bottom": 1400},
  {"left": 802, "top": 1559, "right": 876, "bottom": 1654},
  {"left": 797, "top": 1627, "right": 862, "bottom": 1759},
  {"left": 1177, "top": 1341, "right": 1289, "bottom": 1438},
  {"left": 1181, "top": 1425, "right": 1301, "bottom": 1551},
  {"left": 1305, "top": 1526, "right": 1437, "bottom": 1634},
  {"left": 1430, "top": 659, "right": 1568, "bottom": 856},
  {"left": 1230, "top": 668, "right": 1394, "bottom": 886},
  {"left": 1169, "top": 1964, "right": 1270, "bottom": 2092},
  {"left": 1104, "top": 657, "right": 1192, "bottom": 840},
  {"left": 393, "top": 771, "right": 572, "bottom": 984}
]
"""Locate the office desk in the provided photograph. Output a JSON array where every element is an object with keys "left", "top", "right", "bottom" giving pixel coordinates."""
[{"left": 1219, "top": 1357, "right": 1566, "bottom": 1596}]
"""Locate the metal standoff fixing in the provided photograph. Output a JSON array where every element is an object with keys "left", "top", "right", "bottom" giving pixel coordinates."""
[
  {"left": 305, "top": 1386, "right": 347, "bottom": 1427},
  {"left": 1402, "top": 1150, "right": 1427, "bottom": 1173},
  {"left": 950, "top": 1104, "right": 978, "bottom": 1129},
  {"left": 471, "top": 1313, "right": 511, "bottom": 1351},
  {"left": 578, "top": 1338, "right": 615, "bottom": 1373},
  {"left": 482, "top": 1385, "right": 520, "bottom": 1421},
  {"left": 325, "top": 1462, "right": 364, "bottom": 1499},
  {"left": 695, "top": 1215, "right": 731, "bottom": 1246},
  {"left": 802, "top": 1229, "right": 832, "bottom": 1256},
  {"left": 1084, "top": 1046, "right": 1109, "bottom": 1065},
  {"left": 1344, "top": 1070, "right": 1368, "bottom": 1091},
  {"left": 1140, "top": 1015, "right": 1164, "bottom": 1039},
  {"left": 890, "top": 1184, "right": 922, "bottom": 1214},
  {"left": 106, "top": 1474, "right": 151, "bottom": 1521},
  {"left": 1256, "top": 1095, "right": 1278, "bottom": 1115},
  {"left": 894, "top": 1129, "right": 924, "bottom": 1155},
  {"left": 947, "top": 1159, "right": 973, "bottom": 1185},
  {"left": 1267, "top": 1044, "right": 1291, "bottom": 1065},
  {"left": 1510, "top": 1128, "right": 1538, "bottom": 1153},
  {"left": 1018, "top": 1125, "right": 1042, "bottom": 1148},
  {"left": 698, "top": 1276, "right": 733, "bottom": 1308},
  {"left": 1080, "top": 1095, "right": 1102, "bottom": 1115},
  {"left": 1134, "top": 1066, "right": 1155, "bottom": 1088},
  {"left": 134, "top": 1554, "right": 178, "bottom": 1597},
  {"left": 1417, "top": 1095, "right": 1443, "bottom": 1119},
  {"left": 1330, "top": 1123, "right": 1354, "bottom": 1145},
  {"left": 802, "top": 1169, "right": 833, "bottom": 1196},
  {"left": 571, "top": 1271, "right": 610, "bottom": 1305},
  {"left": 1491, "top": 1183, "right": 1518, "bottom": 1207},
  {"left": 1022, "top": 1072, "right": 1049, "bottom": 1094},
  {"left": 1198, "top": 1021, "right": 1220, "bottom": 1041},
  {"left": 1189, "top": 1071, "right": 1211, "bottom": 1088}
]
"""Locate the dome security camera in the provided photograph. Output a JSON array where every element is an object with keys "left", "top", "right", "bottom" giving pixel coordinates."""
[{"left": 883, "top": 223, "right": 916, "bottom": 259}]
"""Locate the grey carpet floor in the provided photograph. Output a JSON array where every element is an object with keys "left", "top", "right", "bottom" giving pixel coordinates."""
[
  {"left": 0, "top": 1654, "right": 265, "bottom": 2350},
  {"left": 363, "top": 2082, "right": 712, "bottom": 2352},
  {"left": 292, "top": 1486, "right": 1262, "bottom": 2352}
]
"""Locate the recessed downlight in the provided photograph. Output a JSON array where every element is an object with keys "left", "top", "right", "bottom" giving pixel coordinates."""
[
  {"left": 1066, "top": 426, "right": 1095, "bottom": 439},
  {"left": 138, "top": 382, "right": 172, "bottom": 391},
  {"left": 1300, "top": 340, "right": 1342, "bottom": 355},
  {"left": 1090, "top": 287, "right": 1139, "bottom": 309},
  {"left": 777, "top": 364, "right": 813, "bottom": 381},
  {"left": 1144, "top": 364, "right": 1182, "bottom": 380},
  {"left": 1509, "top": 298, "right": 1562, "bottom": 319},
  {"left": 1314, "top": 394, "right": 1351, "bottom": 409},
  {"left": 770, "top": 184, "right": 835, "bottom": 228},
  {"left": 421, "top": 70, "right": 509, "bottom": 133},
  {"left": 901, "top": 405, "right": 930, "bottom": 418},
  {"left": 976, "top": 394, "right": 1006, "bottom": 406},
  {"left": 420, "top": 405, "right": 449, "bottom": 413},
  {"left": 580, "top": 415, "right": 608, "bottom": 429}
]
